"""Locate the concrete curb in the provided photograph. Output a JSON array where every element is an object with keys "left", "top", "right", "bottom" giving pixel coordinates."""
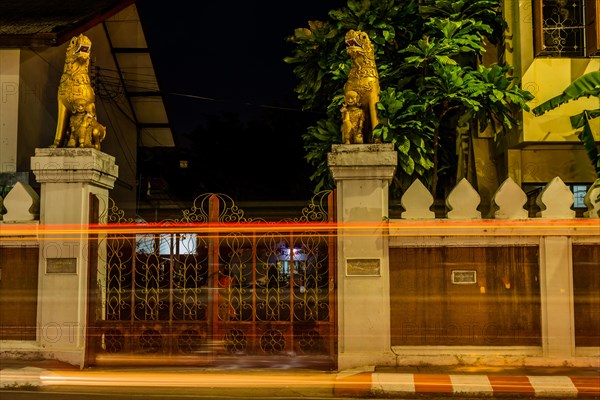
[
  {"left": 334, "top": 371, "right": 600, "bottom": 398},
  {"left": 0, "top": 367, "right": 45, "bottom": 388},
  {"left": 1, "top": 366, "right": 599, "bottom": 398}
]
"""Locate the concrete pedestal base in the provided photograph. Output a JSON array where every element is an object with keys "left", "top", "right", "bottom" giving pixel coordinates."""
[
  {"left": 30, "top": 148, "right": 118, "bottom": 367},
  {"left": 328, "top": 144, "right": 398, "bottom": 370}
]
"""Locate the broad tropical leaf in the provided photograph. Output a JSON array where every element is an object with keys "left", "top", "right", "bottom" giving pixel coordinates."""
[{"left": 532, "top": 71, "right": 600, "bottom": 116}]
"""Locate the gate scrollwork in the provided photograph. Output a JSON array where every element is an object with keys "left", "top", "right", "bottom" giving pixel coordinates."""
[{"left": 93, "top": 191, "right": 335, "bottom": 367}]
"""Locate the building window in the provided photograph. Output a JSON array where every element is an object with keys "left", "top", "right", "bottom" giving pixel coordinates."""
[
  {"left": 572, "top": 184, "right": 588, "bottom": 208},
  {"left": 533, "top": 0, "right": 600, "bottom": 57},
  {"left": 136, "top": 233, "right": 197, "bottom": 255}
]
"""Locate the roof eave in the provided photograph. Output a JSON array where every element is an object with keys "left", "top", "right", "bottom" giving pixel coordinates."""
[
  {"left": 0, "top": 33, "right": 58, "bottom": 48},
  {"left": 0, "top": 0, "right": 137, "bottom": 48},
  {"left": 55, "top": 0, "right": 137, "bottom": 46}
]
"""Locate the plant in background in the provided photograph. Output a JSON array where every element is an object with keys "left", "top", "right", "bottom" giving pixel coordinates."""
[
  {"left": 532, "top": 70, "right": 600, "bottom": 203},
  {"left": 285, "top": 0, "right": 424, "bottom": 193},
  {"left": 285, "top": 0, "right": 533, "bottom": 198}
]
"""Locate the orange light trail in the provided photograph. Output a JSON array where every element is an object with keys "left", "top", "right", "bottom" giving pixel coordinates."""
[
  {"left": 1, "top": 219, "right": 599, "bottom": 240},
  {"left": 36, "top": 370, "right": 336, "bottom": 389}
]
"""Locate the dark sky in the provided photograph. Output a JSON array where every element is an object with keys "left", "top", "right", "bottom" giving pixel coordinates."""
[
  {"left": 136, "top": 1, "right": 345, "bottom": 133},
  {"left": 135, "top": 1, "right": 347, "bottom": 201}
]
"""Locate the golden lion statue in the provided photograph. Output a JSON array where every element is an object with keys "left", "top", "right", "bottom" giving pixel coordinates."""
[
  {"left": 342, "top": 30, "right": 380, "bottom": 144},
  {"left": 50, "top": 34, "right": 106, "bottom": 150}
]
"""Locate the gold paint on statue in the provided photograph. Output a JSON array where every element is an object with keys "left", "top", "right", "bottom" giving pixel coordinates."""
[
  {"left": 342, "top": 30, "right": 380, "bottom": 144},
  {"left": 341, "top": 90, "right": 364, "bottom": 144},
  {"left": 50, "top": 34, "right": 106, "bottom": 150}
]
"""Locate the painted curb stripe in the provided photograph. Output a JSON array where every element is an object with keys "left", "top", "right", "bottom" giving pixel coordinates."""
[
  {"left": 333, "top": 373, "right": 600, "bottom": 397},
  {"left": 413, "top": 373, "right": 453, "bottom": 393},
  {"left": 488, "top": 375, "right": 535, "bottom": 395},
  {"left": 450, "top": 374, "right": 493, "bottom": 395},
  {"left": 333, "top": 371, "right": 371, "bottom": 397},
  {"left": 528, "top": 376, "right": 577, "bottom": 397},
  {"left": 570, "top": 376, "right": 600, "bottom": 397},
  {"left": 371, "top": 372, "right": 414, "bottom": 393}
]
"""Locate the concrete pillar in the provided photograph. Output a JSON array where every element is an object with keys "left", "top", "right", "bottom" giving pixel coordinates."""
[
  {"left": 327, "top": 143, "right": 397, "bottom": 370},
  {"left": 30, "top": 148, "right": 118, "bottom": 367},
  {"left": 540, "top": 236, "right": 575, "bottom": 358}
]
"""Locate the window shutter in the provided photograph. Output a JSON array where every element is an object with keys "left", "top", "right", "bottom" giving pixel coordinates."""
[{"left": 585, "top": 0, "right": 599, "bottom": 55}]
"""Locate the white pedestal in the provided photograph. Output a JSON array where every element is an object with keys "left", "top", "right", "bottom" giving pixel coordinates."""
[
  {"left": 328, "top": 144, "right": 397, "bottom": 370},
  {"left": 30, "top": 148, "right": 118, "bottom": 367}
]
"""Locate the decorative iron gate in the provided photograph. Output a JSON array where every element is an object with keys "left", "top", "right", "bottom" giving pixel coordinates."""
[{"left": 87, "top": 192, "right": 336, "bottom": 369}]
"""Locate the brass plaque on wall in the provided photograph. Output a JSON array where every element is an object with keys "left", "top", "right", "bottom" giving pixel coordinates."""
[
  {"left": 451, "top": 270, "right": 476, "bottom": 284},
  {"left": 46, "top": 258, "right": 77, "bottom": 274},
  {"left": 346, "top": 258, "right": 380, "bottom": 276}
]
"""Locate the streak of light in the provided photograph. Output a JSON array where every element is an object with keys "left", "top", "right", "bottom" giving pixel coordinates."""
[
  {"left": 2, "top": 219, "right": 599, "bottom": 241},
  {"left": 38, "top": 370, "right": 336, "bottom": 388}
]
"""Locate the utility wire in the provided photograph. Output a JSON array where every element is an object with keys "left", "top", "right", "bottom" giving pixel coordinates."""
[{"left": 169, "top": 92, "right": 322, "bottom": 114}]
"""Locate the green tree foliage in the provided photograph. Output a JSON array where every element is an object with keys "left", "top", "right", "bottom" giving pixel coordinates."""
[{"left": 285, "top": 0, "right": 533, "bottom": 197}]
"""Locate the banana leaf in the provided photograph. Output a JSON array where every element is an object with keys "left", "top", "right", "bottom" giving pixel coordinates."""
[
  {"left": 574, "top": 111, "right": 600, "bottom": 178},
  {"left": 531, "top": 71, "right": 600, "bottom": 181},
  {"left": 532, "top": 71, "right": 600, "bottom": 116}
]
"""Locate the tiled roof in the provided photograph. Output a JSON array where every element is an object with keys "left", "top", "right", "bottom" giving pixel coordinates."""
[{"left": 0, "top": 0, "right": 135, "bottom": 46}]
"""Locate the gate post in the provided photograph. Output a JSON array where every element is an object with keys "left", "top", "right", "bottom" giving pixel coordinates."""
[
  {"left": 31, "top": 148, "right": 118, "bottom": 367},
  {"left": 328, "top": 143, "right": 397, "bottom": 370}
]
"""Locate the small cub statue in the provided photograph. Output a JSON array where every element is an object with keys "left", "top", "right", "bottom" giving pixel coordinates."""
[
  {"left": 50, "top": 34, "right": 106, "bottom": 150},
  {"left": 341, "top": 90, "right": 365, "bottom": 144},
  {"left": 341, "top": 29, "right": 381, "bottom": 144}
]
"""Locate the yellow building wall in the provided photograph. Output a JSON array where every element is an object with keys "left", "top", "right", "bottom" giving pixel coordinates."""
[
  {"left": 504, "top": 0, "right": 600, "bottom": 144},
  {"left": 522, "top": 58, "right": 600, "bottom": 142},
  {"left": 501, "top": 1, "right": 598, "bottom": 186}
]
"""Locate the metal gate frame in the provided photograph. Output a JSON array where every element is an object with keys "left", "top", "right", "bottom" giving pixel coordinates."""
[{"left": 87, "top": 191, "right": 337, "bottom": 369}]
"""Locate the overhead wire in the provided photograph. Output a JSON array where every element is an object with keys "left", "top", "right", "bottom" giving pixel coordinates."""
[
  {"left": 168, "top": 92, "right": 323, "bottom": 114},
  {"left": 95, "top": 78, "right": 137, "bottom": 176},
  {"left": 95, "top": 66, "right": 173, "bottom": 147},
  {"left": 27, "top": 49, "right": 320, "bottom": 164}
]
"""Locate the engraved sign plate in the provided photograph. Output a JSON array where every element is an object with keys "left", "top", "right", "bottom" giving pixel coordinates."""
[
  {"left": 451, "top": 270, "right": 476, "bottom": 284},
  {"left": 47, "top": 258, "right": 77, "bottom": 274},
  {"left": 346, "top": 258, "right": 381, "bottom": 276}
]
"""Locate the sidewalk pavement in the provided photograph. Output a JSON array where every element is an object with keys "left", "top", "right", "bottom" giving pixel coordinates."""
[{"left": 1, "top": 358, "right": 599, "bottom": 398}]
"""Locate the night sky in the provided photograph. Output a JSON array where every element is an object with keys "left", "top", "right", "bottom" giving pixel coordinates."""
[
  {"left": 136, "top": 1, "right": 342, "bottom": 131},
  {"left": 135, "top": 1, "right": 347, "bottom": 201}
]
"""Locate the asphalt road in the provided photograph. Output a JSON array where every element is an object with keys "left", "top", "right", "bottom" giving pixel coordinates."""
[{"left": 0, "top": 393, "right": 548, "bottom": 400}]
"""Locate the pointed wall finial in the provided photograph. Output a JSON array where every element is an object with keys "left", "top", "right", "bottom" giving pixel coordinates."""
[
  {"left": 491, "top": 177, "right": 528, "bottom": 219},
  {"left": 536, "top": 176, "right": 575, "bottom": 218},
  {"left": 401, "top": 179, "right": 435, "bottom": 219},
  {"left": 583, "top": 179, "right": 600, "bottom": 218},
  {"left": 447, "top": 178, "right": 481, "bottom": 219},
  {"left": 2, "top": 182, "right": 40, "bottom": 222}
]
